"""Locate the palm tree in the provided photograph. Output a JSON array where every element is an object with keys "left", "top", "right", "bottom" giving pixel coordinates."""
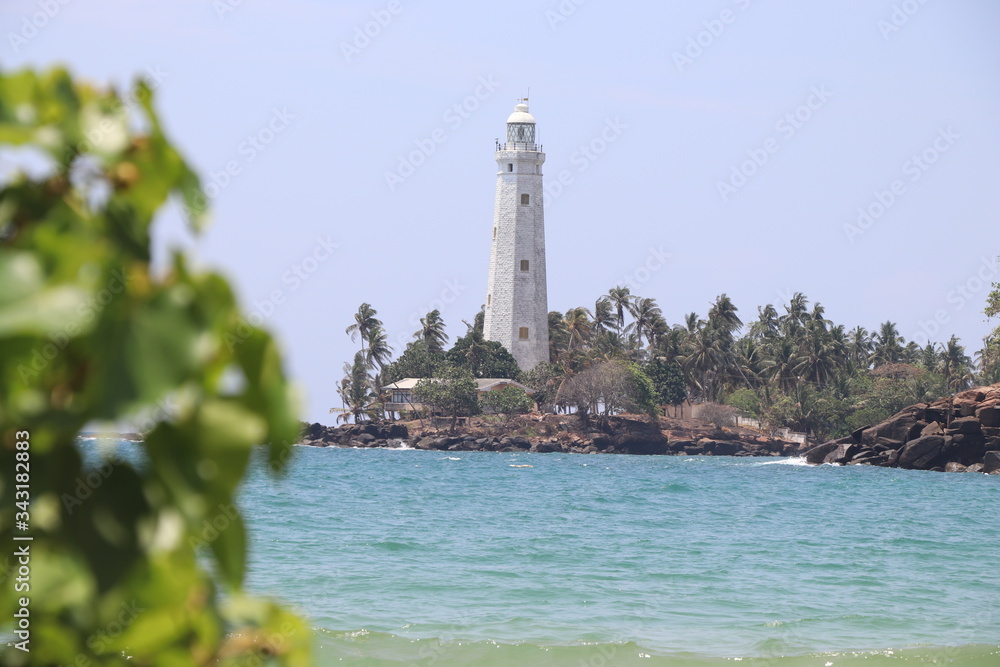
[
  {"left": 563, "top": 307, "right": 592, "bottom": 351},
  {"left": 626, "top": 297, "right": 663, "bottom": 349},
  {"left": 365, "top": 325, "right": 393, "bottom": 372},
  {"left": 782, "top": 292, "right": 809, "bottom": 337},
  {"left": 751, "top": 304, "right": 780, "bottom": 341},
  {"left": 871, "top": 321, "right": 904, "bottom": 367},
  {"left": 847, "top": 326, "right": 872, "bottom": 371},
  {"left": 680, "top": 324, "right": 723, "bottom": 400},
  {"left": 761, "top": 338, "right": 801, "bottom": 394},
  {"left": 708, "top": 293, "right": 742, "bottom": 337},
  {"left": 334, "top": 351, "right": 377, "bottom": 423},
  {"left": 592, "top": 297, "right": 616, "bottom": 336},
  {"left": 414, "top": 309, "right": 448, "bottom": 352},
  {"left": 548, "top": 310, "right": 569, "bottom": 361},
  {"left": 938, "top": 336, "right": 973, "bottom": 392},
  {"left": 607, "top": 286, "right": 632, "bottom": 333},
  {"left": 346, "top": 303, "right": 381, "bottom": 356}
]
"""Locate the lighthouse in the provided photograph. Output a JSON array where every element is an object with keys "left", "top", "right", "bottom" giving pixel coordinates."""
[{"left": 483, "top": 101, "right": 550, "bottom": 371}]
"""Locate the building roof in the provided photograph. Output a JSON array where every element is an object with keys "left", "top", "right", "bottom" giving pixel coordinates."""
[
  {"left": 382, "top": 378, "right": 534, "bottom": 394},
  {"left": 506, "top": 102, "right": 535, "bottom": 125}
]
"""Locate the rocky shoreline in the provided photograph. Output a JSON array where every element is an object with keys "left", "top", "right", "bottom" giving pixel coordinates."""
[
  {"left": 803, "top": 384, "right": 1000, "bottom": 474},
  {"left": 299, "top": 414, "right": 801, "bottom": 458}
]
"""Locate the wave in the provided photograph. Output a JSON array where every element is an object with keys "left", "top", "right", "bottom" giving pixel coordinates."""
[
  {"left": 311, "top": 630, "right": 1000, "bottom": 666},
  {"left": 756, "top": 457, "right": 810, "bottom": 466}
]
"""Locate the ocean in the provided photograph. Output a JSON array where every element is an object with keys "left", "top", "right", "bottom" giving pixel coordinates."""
[{"left": 235, "top": 446, "right": 1000, "bottom": 665}]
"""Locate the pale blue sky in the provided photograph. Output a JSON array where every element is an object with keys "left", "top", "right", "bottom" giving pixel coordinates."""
[{"left": 3, "top": 0, "right": 999, "bottom": 422}]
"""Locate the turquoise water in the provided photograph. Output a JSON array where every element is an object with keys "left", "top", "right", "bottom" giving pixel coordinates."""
[{"left": 237, "top": 448, "right": 1000, "bottom": 665}]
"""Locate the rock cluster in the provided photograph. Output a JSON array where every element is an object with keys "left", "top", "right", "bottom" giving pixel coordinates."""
[
  {"left": 299, "top": 414, "right": 799, "bottom": 457},
  {"left": 803, "top": 385, "right": 1000, "bottom": 474}
]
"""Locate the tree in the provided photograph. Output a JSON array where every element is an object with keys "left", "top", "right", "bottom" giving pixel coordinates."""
[
  {"left": 607, "top": 285, "right": 632, "bottom": 332},
  {"left": 412, "top": 365, "right": 480, "bottom": 432},
  {"left": 447, "top": 328, "right": 520, "bottom": 379},
  {"left": 0, "top": 68, "right": 308, "bottom": 666},
  {"left": 365, "top": 323, "right": 393, "bottom": 372},
  {"left": 937, "top": 335, "right": 973, "bottom": 392},
  {"left": 383, "top": 340, "right": 446, "bottom": 384},
  {"left": 415, "top": 309, "right": 449, "bottom": 352},
  {"left": 872, "top": 321, "right": 905, "bottom": 366},
  {"left": 724, "top": 388, "right": 761, "bottom": 420},
  {"left": 334, "top": 351, "right": 378, "bottom": 422},
  {"left": 626, "top": 296, "right": 663, "bottom": 349},
  {"left": 520, "top": 362, "right": 564, "bottom": 413},
  {"left": 644, "top": 357, "right": 688, "bottom": 415},
  {"left": 697, "top": 403, "right": 738, "bottom": 430},
  {"left": 346, "top": 302, "right": 381, "bottom": 357},
  {"left": 557, "top": 360, "right": 658, "bottom": 424},
  {"left": 480, "top": 385, "right": 535, "bottom": 425}
]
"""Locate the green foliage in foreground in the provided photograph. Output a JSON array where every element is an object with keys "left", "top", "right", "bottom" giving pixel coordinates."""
[{"left": 0, "top": 68, "right": 309, "bottom": 665}]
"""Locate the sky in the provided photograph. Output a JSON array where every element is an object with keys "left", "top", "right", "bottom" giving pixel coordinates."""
[{"left": 2, "top": 0, "right": 999, "bottom": 423}]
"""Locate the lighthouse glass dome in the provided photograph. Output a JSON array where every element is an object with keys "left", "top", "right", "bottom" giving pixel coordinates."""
[{"left": 505, "top": 103, "right": 538, "bottom": 150}]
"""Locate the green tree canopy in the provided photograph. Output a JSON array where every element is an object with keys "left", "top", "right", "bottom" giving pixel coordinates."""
[
  {"left": 412, "top": 365, "right": 480, "bottom": 432},
  {"left": 446, "top": 328, "right": 520, "bottom": 379},
  {"left": 0, "top": 68, "right": 308, "bottom": 665}
]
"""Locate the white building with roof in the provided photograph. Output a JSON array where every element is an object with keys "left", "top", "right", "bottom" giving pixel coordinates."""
[{"left": 381, "top": 377, "right": 535, "bottom": 414}]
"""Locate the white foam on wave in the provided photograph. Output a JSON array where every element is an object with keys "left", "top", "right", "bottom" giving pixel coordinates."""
[
  {"left": 444, "top": 457, "right": 461, "bottom": 461},
  {"left": 756, "top": 457, "right": 810, "bottom": 466}
]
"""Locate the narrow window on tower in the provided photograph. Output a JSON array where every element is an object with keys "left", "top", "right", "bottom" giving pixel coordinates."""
[
  {"left": 520, "top": 260, "right": 529, "bottom": 271},
  {"left": 508, "top": 164, "right": 514, "bottom": 172},
  {"left": 519, "top": 327, "right": 529, "bottom": 340},
  {"left": 520, "top": 194, "right": 530, "bottom": 206},
  {"left": 487, "top": 294, "right": 491, "bottom": 306},
  {"left": 535, "top": 165, "right": 539, "bottom": 174},
  {"left": 493, "top": 227, "right": 496, "bottom": 239}
]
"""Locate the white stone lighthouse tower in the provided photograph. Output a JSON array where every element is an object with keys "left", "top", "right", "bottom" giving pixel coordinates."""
[{"left": 483, "top": 101, "right": 549, "bottom": 371}]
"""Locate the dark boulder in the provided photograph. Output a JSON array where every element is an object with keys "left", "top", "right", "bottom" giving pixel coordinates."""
[
  {"left": 920, "top": 422, "right": 943, "bottom": 437},
  {"left": 897, "top": 436, "right": 947, "bottom": 470},
  {"left": 803, "top": 441, "right": 839, "bottom": 464},
  {"left": 860, "top": 405, "right": 924, "bottom": 445},
  {"left": 668, "top": 440, "right": 692, "bottom": 453},
  {"left": 850, "top": 451, "right": 889, "bottom": 466},
  {"left": 591, "top": 435, "right": 612, "bottom": 451},
  {"left": 616, "top": 437, "right": 669, "bottom": 455},
  {"left": 823, "top": 442, "right": 861, "bottom": 465},
  {"left": 946, "top": 416, "right": 982, "bottom": 436},
  {"left": 532, "top": 441, "right": 561, "bottom": 453},
  {"left": 984, "top": 451, "right": 1000, "bottom": 474},
  {"left": 386, "top": 424, "right": 409, "bottom": 439},
  {"left": 976, "top": 405, "right": 1000, "bottom": 428},
  {"left": 946, "top": 433, "right": 986, "bottom": 466}
]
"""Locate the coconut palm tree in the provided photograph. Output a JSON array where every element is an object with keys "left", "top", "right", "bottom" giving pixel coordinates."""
[
  {"left": 847, "top": 326, "right": 873, "bottom": 371},
  {"left": 626, "top": 297, "right": 663, "bottom": 349},
  {"left": 365, "top": 325, "right": 393, "bottom": 372},
  {"left": 607, "top": 286, "right": 632, "bottom": 333},
  {"left": 414, "top": 309, "right": 448, "bottom": 353},
  {"left": 871, "top": 321, "right": 905, "bottom": 367},
  {"left": 346, "top": 303, "right": 382, "bottom": 357},
  {"left": 751, "top": 304, "right": 780, "bottom": 341},
  {"left": 592, "top": 297, "right": 616, "bottom": 336},
  {"left": 563, "top": 307, "right": 592, "bottom": 351},
  {"left": 334, "top": 351, "right": 378, "bottom": 423},
  {"left": 761, "top": 338, "right": 802, "bottom": 394},
  {"left": 708, "top": 293, "right": 742, "bottom": 338},
  {"left": 938, "top": 336, "right": 973, "bottom": 392}
]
